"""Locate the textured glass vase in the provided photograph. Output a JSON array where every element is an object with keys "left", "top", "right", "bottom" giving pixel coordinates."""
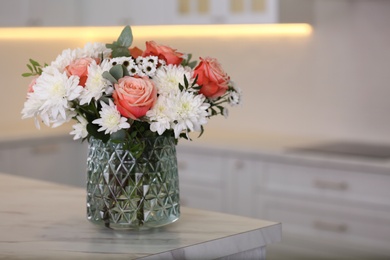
[{"left": 86, "top": 135, "right": 180, "bottom": 230}]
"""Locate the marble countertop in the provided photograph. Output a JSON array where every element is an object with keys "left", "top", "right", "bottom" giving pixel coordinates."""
[{"left": 0, "top": 173, "right": 281, "bottom": 259}]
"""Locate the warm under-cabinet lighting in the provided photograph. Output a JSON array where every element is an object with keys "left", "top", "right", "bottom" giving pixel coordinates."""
[{"left": 0, "top": 24, "right": 312, "bottom": 40}]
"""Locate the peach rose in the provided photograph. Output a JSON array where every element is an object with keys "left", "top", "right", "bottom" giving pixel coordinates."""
[
  {"left": 194, "top": 57, "right": 230, "bottom": 98},
  {"left": 143, "top": 41, "right": 183, "bottom": 65},
  {"left": 113, "top": 76, "right": 157, "bottom": 120},
  {"left": 65, "top": 57, "right": 94, "bottom": 87}
]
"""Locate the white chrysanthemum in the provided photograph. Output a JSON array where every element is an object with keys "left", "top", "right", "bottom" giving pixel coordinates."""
[
  {"left": 169, "top": 92, "right": 210, "bottom": 138},
  {"left": 21, "top": 93, "right": 45, "bottom": 129},
  {"left": 79, "top": 60, "right": 111, "bottom": 105},
  {"left": 92, "top": 100, "right": 130, "bottom": 134},
  {"left": 31, "top": 69, "right": 83, "bottom": 127},
  {"left": 146, "top": 95, "right": 173, "bottom": 135},
  {"left": 50, "top": 42, "right": 111, "bottom": 73},
  {"left": 50, "top": 48, "right": 78, "bottom": 72},
  {"left": 82, "top": 42, "right": 111, "bottom": 60},
  {"left": 70, "top": 116, "right": 88, "bottom": 140},
  {"left": 153, "top": 65, "right": 193, "bottom": 95}
]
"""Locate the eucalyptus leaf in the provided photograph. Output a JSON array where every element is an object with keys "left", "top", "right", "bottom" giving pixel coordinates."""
[
  {"left": 117, "top": 26, "right": 133, "bottom": 48},
  {"left": 111, "top": 46, "right": 131, "bottom": 58},
  {"left": 188, "top": 60, "right": 198, "bottom": 69},
  {"left": 102, "top": 71, "right": 118, "bottom": 84},
  {"left": 109, "top": 64, "right": 125, "bottom": 80}
]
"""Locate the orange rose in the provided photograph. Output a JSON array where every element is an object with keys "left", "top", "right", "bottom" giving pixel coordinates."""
[
  {"left": 113, "top": 76, "right": 157, "bottom": 120},
  {"left": 129, "top": 46, "right": 143, "bottom": 59},
  {"left": 143, "top": 41, "right": 183, "bottom": 65},
  {"left": 65, "top": 57, "right": 94, "bottom": 87},
  {"left": 194, "top": 57, "right": 230, "bottom": 98}
]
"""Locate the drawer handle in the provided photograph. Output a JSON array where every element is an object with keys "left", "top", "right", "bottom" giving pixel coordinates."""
[
  {"left": 313, "top": 179, "right": 348, "bottom": 191},
  {"left": 313, "top": 220, "right": 348, "bottom": 233}
]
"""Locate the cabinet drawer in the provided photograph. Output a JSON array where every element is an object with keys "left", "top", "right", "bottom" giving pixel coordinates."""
[
  {"left": 258, "top": 196, "right": 390, "bottom": 254},
  {"left": 263, "top": 162, "right": 390, "bottom": 207},
  {"left": 179, "top": 183, "right": 224, "bottom": 212},
  {"left": 177, "top": 151, "right": 224, "bottom": 184}
]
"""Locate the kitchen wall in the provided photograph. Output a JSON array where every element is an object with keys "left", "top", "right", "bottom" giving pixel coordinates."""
[{"left": 1, "top": 0, "right": 389, "bottom": 144}]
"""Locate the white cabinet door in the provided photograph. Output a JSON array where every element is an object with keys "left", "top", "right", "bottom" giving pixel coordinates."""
[
  {"left": 0, "top": 149, "right": 11, "bottom": 174},
  {"left": 177, "top": 146, "right": 226, "bottom": 212},
  {"left": 224, "top": 156, "right": 264, "bottom": 218},
  {"left": 5, "top": 137, "right": 88, "bottom": 187}
]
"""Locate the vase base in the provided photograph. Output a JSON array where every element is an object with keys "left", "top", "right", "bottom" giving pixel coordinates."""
[{"left": 87, "top": 214, "right": 180, "bottom": 230}]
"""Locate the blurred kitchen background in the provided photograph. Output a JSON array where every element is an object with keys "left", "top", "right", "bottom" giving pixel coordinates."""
[{"left": 1, "top": 0, "right": 390, "bottom": 259}]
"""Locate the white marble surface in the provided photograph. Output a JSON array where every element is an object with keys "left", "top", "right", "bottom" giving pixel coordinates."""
[{"left": 0, "top": 173, "right": 281, "bottom": 259}]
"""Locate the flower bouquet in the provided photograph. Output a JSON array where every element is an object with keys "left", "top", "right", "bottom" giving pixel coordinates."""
[{"left": 21, "top": 26, "right": 242, "bottom": 229}]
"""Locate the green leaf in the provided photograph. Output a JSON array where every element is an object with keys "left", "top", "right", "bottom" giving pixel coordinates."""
[
  {"left": 178, "top": 83, "right": 184, "bottom": 92},
  {"left": 117, "top": 26, "right": 133, "bottom": 48},
  {"left": 109, "top": 64, "right": 125, "bottom": 80},
  {"left": 111, "top": 46, "right": 131, "bottom": 58},
  {"left": 110, "top": 129, "right": 128, "bottom": 142},
  {"left": 102, "top": 71, "right": 118, "bottom": 84},
  {"left": 188, "top": 60, "right": 197, "bottom": 69},
  {"left": 106, "top": 26, "right": 133, "bottom": 58},
  {"left": 198, "top": 125, "right": 205, "bottom": 138},
  {"left": 22, "top": 73, "right": 33, "bottom": 77},
  {"left": 29, "top": 59, "right": 40, "bottom": 67},
  {"left": 27, "top": 64, "right": 33, "bottom": 72},
  {"left": 86, "top": 123, "right": 110, "bottom": 143},
  {"left": 183, "top": 74, "right": 189, "bottom": 88}
]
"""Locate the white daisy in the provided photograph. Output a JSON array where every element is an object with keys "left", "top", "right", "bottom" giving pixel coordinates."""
[
  {"left": 141, "top": 60, "right": 157, "bottom": 77},
  {"left": 146, "top": 95, "right": 173, "bottom": 135},
  {"left": 144, "top": 55, "right": 158, "bottom": 66},
  {"left": 153, "top": 65, "right": 193, "bottom": 95},
  {"left": 79, "top": 60, "right": 111, "bottom": 105},
  {"left": 228, "top": 82, "right": 242, "bottom": 106},
  {"left": 108, "top": 57, "right": 133, "bottom": 67},
  {"left": 169, "top": 92, "right": 210, "bottom": 138},
  {"left": 92, "top": 100, "right": 130, "bottom": 135},
  {"left": 70, "top": 116, "right": 89, "bottom": 140}
]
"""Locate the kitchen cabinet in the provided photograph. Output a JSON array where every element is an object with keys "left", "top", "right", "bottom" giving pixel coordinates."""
[
  {"left": 0, "top": 0, "right": 80, "bottom": 27},
  {"left": 257, "top": 160, "right": 390, "bottom": 259},
  {"left": 0, "top": 135, "right": 88, "bottom": 187},
  {"left": 176, "top": 142, "right": 390, "bottom": 259},
  {"left": 176, "top": 146, "right": 228, "bottom": 212},
  {"left": 1, "top": 0, "right": 313, "bottom": 27},
  {"left": 2, "top": 131, "right": 389, "bottom": 259}
]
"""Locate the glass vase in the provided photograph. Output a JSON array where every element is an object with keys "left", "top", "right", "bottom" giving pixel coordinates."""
[{"left": 86, "top": 135, "right": 180, "bottom": 230}]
